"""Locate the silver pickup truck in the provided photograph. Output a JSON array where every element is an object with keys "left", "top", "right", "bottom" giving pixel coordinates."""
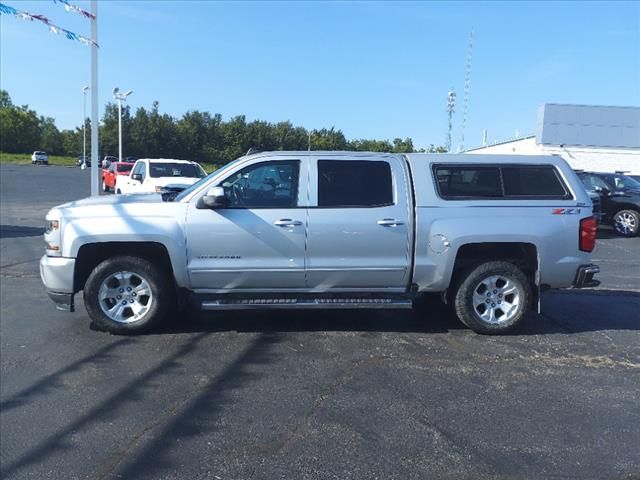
[{"left": 41, "top": 152, "right": 599, "bottom": 335}]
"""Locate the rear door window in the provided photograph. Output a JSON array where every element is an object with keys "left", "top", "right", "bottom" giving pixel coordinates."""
[{"left": 318, "top": 160, "right": 393, "bottom": 207}]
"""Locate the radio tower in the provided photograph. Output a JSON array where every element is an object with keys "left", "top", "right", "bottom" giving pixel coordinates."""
[
  {"left": 458, "top": 28, "right": 474, "bottom": 152},
  {"left": 446, "top": 89, "right": 456, "bottom": 152}
]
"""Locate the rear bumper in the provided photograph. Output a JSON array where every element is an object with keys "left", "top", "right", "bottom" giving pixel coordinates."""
[{"left": 573, "top": 264, "right": 600, "bottom": 288}]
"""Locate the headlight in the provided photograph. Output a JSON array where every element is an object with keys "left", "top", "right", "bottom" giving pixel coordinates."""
[
  {"left": 44, "top": 212, "right": 62, "bottom": 256},
  {"left": 155, "top": 186, "right": 163, "bottom": 192},
  {"left": 45, "top": 219, "right": 59, "bottom": 233}
]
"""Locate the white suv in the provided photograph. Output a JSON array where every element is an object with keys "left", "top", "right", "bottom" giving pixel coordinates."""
[
  {"left": 115, "top": 158, "right": 206, "bottom": 194},
  {"left": 31, "top": 151, "right": 49, "bottom": 165}
]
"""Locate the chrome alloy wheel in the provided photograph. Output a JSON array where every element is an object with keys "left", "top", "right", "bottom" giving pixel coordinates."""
[
  {"left": 98, "top": 271, "right": 153, "bottom": 323},
  {"left": 472, "top": 275, "right": 521, "bottom": 325},
  {"left": 614, "top": 211, "right": 637, "bottom": 235}
]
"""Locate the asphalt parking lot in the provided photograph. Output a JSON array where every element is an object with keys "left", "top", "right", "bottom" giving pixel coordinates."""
[{"left": 1, "top": 164, "right": 639, "bottom": 480}]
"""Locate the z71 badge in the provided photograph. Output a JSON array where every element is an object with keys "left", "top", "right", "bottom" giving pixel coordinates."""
[{"left": 552, "top": 208, "right": 581, "bottom": 215}]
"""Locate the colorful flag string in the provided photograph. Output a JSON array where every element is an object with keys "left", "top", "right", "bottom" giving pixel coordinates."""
[
  {"left": 52, "top": 0, "right": 95, "bottom": 20},
  {"left": 0, "top": 2, "right": 98, "bottom": 47}
]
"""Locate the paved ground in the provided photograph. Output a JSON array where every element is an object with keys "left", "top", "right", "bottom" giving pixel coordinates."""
[{"left": 1, "top": 164, "right": 639, "bottom": 480}]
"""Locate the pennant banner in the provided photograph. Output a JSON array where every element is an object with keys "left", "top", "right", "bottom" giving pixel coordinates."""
[
  {"left": 52, "top": 0, "right": 95, "bottom": 20},
  {"left": 0, "top": 2, "right": 98, "bottom": 47}
]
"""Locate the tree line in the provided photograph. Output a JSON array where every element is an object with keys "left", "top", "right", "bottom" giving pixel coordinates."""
[{"left": 0, "top": 90, "right": 445, "bottom": 165}]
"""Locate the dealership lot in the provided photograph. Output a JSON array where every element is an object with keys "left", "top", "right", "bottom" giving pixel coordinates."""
[{"left": 1, "top": 164, "right": 639, "bottom": 479}]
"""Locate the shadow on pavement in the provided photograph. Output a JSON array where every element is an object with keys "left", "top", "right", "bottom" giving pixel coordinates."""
[
  {"left": 0, "top": 339, "right": 133, "bottom": 413},
  {"left": 0, "top": 225, "right": 45, "bottom": 239}
]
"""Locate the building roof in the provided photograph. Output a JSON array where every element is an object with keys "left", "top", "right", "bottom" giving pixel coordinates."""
[{"left": 464, "top": 135, "right": 534, "bottom": 153}]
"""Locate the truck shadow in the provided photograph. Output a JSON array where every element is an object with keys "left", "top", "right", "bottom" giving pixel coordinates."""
[
  {"left": 159, "top": 290, "right": 640, "bottom": 336},
  {"left": 0, "top": 225, "right": 45, "bottom": 239}
]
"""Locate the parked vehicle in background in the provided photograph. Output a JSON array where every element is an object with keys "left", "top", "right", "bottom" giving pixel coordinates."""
[
  {"left": 577, "top": 171, "right": 640, "bottom": 237},
  {"left": 102, "top": 161, "right": 134, "bottom": 192},
  {"left": 157, "top": 183, "right": 191, "bottom": 201},
  {"left": 102, "top": 156, "right": 118, "bottom": 168},
  {"left": 31, "top": 151, "right": 48, "bottom": 165},
  {"left": 40, "top": 152, "right": 599, "bottom": 335},
  {"left": 588, "top": 191, "right": 602, "bottom": 225},
  {"left": 114, "top": 158, "right": 206, "bottom": 195},
  {"left": 77, "top": 156, "right": 91, "bottom": 167}
]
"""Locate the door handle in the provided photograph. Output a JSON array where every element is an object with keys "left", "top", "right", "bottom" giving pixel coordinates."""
[
  {"left": 274, "top": 219, "right": 303, "bottom": 227},
  {"left": 377, "top": 219, "right": 404, "bottom": 227}
]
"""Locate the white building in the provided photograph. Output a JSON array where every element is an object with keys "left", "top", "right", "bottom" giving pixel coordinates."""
[{"left": 466, "top": 104, "right": 640, "bottom": 175}]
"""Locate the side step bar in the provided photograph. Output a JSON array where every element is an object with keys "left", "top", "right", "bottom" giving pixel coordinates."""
[{"left": 201, "top": 298, "right": 413, "bottom": 310}]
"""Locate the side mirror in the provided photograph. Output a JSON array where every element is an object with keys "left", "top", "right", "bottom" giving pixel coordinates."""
[
  {"left": 201, "top": 186, "right": 228, "bottom": 209},
  {"left": 132, "top": 173, "right": 143, "bottom": 182}
]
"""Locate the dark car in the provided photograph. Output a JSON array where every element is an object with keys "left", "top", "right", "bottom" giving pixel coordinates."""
[
  {"left": 577, "top": 171, "right": 640, "bottom": 237},
  {"left": 77, "top": 156, "right": 91, "bottom": 167}
]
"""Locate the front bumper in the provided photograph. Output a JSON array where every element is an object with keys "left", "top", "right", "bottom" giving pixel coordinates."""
[
  {"left": 573, "top": 264, "right": 600, "bottom": 288},
  {"left": 40, "top": 255, "right": 76, "bottom": 312}
]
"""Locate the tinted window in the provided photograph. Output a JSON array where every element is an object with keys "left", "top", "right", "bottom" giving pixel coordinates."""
[
  {"left": 149, "top": 162, "right": 204, "bottom": 178},
  {"left": 318, "top": 160, "right": 393, "bottom": 207},
  {"left": 435, "top": 166, "right": 502, "bottom": 198},
  {"left": 221, "top": 160, "right": 299, "bottom": 208},
  {"left": 600, "top": 174, "right": 640, "bottom": 191},
  {"left": 502, "top": 167, "right": 567, "bottom": 197},
  {"left": 117, "top": 163, "right": 133, "bottom": 173}
]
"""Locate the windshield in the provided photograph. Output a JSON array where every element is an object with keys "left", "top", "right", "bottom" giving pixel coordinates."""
[
  {"left": 172, "top": 157, "right": 245, "bottom": 202},
  {"left": 117, "top": 163, "right": 133, "bottom": 173},
  {"left": 601, "top": 174, "right": 640, "bottom": 191},
  {"left": 149, "top": 162, "right": 206, "bottom": 178}
]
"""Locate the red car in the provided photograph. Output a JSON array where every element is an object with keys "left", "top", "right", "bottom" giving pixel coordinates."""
[{"left": 102, "top": 162, "right": 134, "bottom": 192}]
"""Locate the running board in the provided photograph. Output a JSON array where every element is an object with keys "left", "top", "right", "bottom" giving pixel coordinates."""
[{"left": 201, "top": 298, "right": 413, "bottom": 310}]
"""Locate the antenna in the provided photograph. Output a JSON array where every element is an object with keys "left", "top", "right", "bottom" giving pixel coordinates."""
[
  {"left": 458, "top": 28, "right": 473, "bottom": 152},
  {"left": 446, "top": 89, "right": 456, "bottom": 152}
]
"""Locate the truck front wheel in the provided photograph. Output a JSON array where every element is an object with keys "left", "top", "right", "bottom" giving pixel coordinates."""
[
  {"left": 453, "top": 261, "right": 531, "bottom": 334},
  {"left": 83, "top": 256, "right": 172, "bottom": 334}
]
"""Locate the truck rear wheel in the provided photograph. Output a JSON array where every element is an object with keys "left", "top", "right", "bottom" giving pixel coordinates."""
[
  {"left": 83, "top": 256, "right": 171, "bottom": 334},
  {"left": 453, "top": 261, "right": 531, "bottom": 334}
]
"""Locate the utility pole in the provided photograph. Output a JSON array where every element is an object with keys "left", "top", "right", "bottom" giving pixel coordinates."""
[
  {"left": 90, "top": 0, "right": 99, "bottom": 195},
  {"left": 308, "top": 130, "right": 312, "bottom": 151}
]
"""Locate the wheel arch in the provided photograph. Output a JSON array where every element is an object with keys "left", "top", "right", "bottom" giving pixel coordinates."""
[
  {"left": 73, "top": 241, "right": 176, "bottom": 294},
  {"left": 448, "top": 242, "right": 539, "bottom": 311}
]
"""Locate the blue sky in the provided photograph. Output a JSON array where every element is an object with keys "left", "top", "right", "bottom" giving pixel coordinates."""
[{"left": 1, "top": 1, "right": 639, "bottom": 150}]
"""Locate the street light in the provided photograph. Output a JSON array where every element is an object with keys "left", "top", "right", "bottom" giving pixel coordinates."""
[
  {"left": 82, "top": 85, "right": 89, "bottom": 169},
  {"left": 112, "top": 87, "right": 133, "bottom": 163}
]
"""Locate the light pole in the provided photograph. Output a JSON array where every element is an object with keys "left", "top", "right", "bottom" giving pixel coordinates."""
[
  {"left": 82, "top": 86, "right": 89, "bottom": 168},
  {"left": 112, "top": 87, "right": 133, "bottom": 163}
]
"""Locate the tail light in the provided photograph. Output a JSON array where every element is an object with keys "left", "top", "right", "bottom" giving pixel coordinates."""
[{"left": 579, "top": 216, "right": 597, "bottom": 252}]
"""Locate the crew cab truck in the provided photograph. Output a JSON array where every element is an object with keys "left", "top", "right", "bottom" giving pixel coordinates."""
[{"left": 40, "top": 152, "right": 599, "bottom": 335}]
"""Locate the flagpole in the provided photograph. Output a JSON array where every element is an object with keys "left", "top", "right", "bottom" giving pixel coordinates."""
[{"left": 90, "top": 0, "right": 99, "bottom": 195}]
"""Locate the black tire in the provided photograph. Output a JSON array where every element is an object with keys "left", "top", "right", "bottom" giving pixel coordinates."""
[
  {"left": 612, "top": 209, "right": 639, "bottom": 237},
  {"left": 102, "top": 179, "right": 110, "bottom": 193},
  {"left": 453, "top": 261, "right": 531, "bottom": 334},
  {"left": 83, "top": 256, "right": 172, "bottom": 334},
  {"left": 116, "top": 188, "right": 121, "bottom": 195}
]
